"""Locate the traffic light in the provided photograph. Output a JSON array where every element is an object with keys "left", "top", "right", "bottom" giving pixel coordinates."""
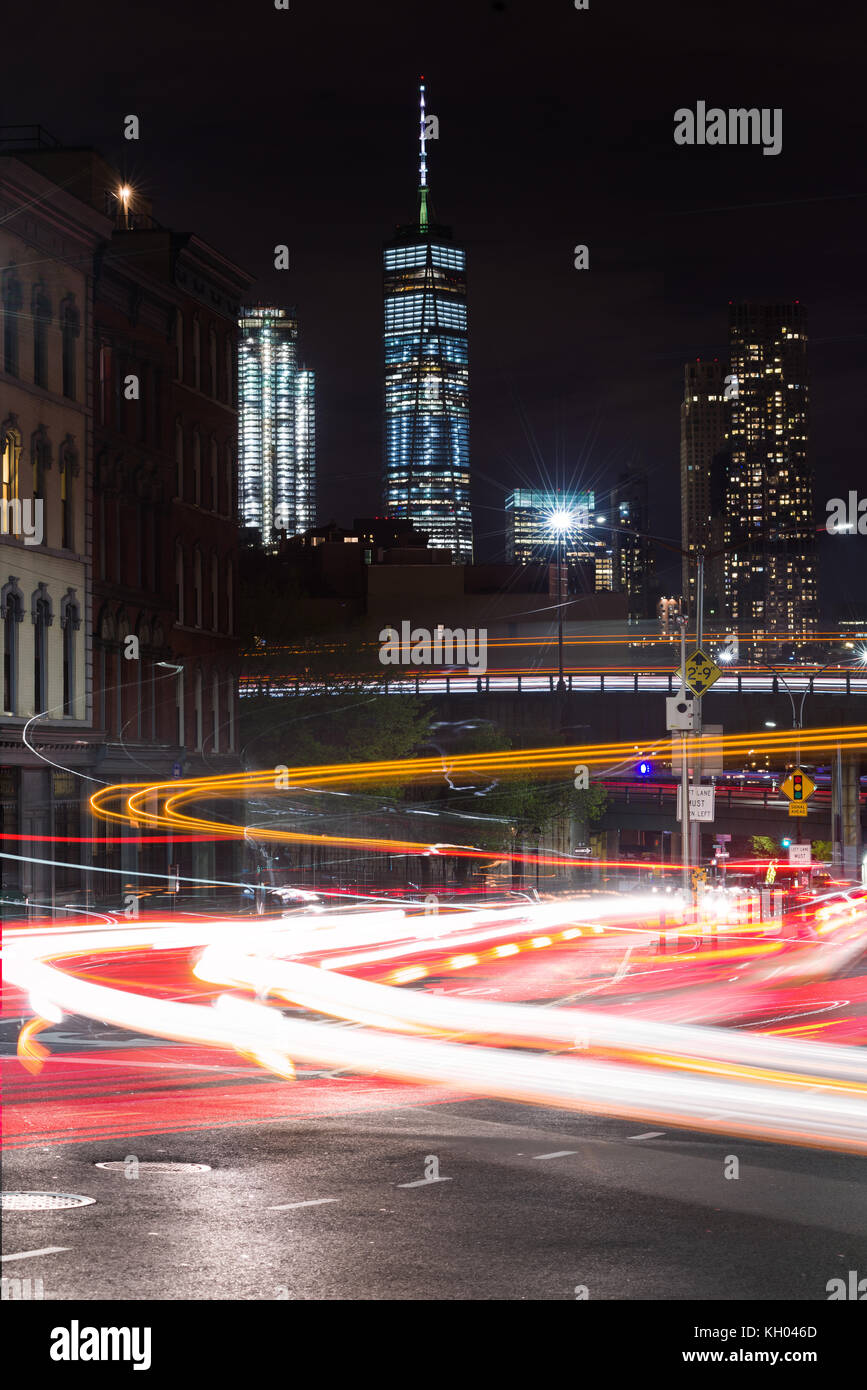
[
  {"left": 792, "top": 773, "right": 804, "bottom": 801},
  {"left": 781, "top": 837, "right": 792, "bottom": 849},
  {"left": 636, "top": 760, "right": 653, "bottom": 778}
]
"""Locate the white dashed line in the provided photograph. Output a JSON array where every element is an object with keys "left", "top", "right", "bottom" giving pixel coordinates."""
[
  {"left": 268, "top": 1198, "right": 339, "bottom": 1210},
  {"left": 397, "top": 1177, "right": 453, "bottom": 1188},
  {"left": 1, "top": 1246, "right": 70, "bottom": 1262},
  {"left": 532, "top": 1150, "right": 578, "bottom": 1160},
  {"left": 628, "top": 1132, "right": 665, "bottom": 1141}
]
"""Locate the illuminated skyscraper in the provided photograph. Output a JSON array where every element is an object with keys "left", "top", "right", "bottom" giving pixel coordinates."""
[
  {"left": 505, "top": 479, "right": 653, "bottom": 619},
  {"left": 505, "top": 490, "right": 593, "bottom": 565},
  {"left": 238, "top": 306, "right": 315, "bottom": 546},
  {"left": 679, "top": 359, "right": 728, "bottom": 613},
  {"left": 721, "top": 303, "right": 817, "bottom": 636},
  {"left": 383, "top": 80, "right": 472, "bottom": 562}
]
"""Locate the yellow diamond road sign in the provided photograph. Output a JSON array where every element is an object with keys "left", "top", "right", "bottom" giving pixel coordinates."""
[
  {"left": 779, "top": 769, "right": 816, "bottom": 802},
  {"left": 683, "top": 648, "right": 722, "bottom": 697},
  {"left": 788, "top": 801, "right": 808, "bottom": 818}
]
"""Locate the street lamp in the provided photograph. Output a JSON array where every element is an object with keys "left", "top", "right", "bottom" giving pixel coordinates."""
[
  {"left": 752, "top": 650, "right": 857, "bottom": 745},
  {"left": 546, "top": 508, "right": 576, "bottom": 696}
]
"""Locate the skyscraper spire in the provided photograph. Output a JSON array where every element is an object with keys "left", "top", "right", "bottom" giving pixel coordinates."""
[
  {"left": 383, "top": 75, "right": 473, "bottom": 564},
  {"left": 418, "top": 76, "right": 429, "bottom": 231}
]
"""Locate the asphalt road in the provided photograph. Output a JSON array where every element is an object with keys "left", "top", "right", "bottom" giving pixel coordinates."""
[{"left": 4, "top": 1091, "right": 866, "bottom": 1301}]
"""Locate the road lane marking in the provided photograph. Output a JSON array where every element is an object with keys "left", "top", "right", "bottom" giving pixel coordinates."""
[
  {"left": 532, "top": 1150, "right": 578, "bottom": 1160},
  {"left": 1, "top": 1247, "right": 70, "bottom": 1262},
  {"left": 397, "top": 1177, "right": 453, "bottom": 1188},
  {"left": 268, "top": 1198, "right": 338, "bottom": 1210},
  {"left": 628, "top": 1132, "right": 665, "bottom": 1141},
  {"left": 612, "top": 947, "right": 634, "bottom": 983}
]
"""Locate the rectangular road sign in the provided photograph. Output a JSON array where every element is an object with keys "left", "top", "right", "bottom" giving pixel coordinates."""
[
  {"left": 683, "top": 649, "right": 722, "bottom": 697},
  {"left": 788, "top": 844, "right": 811, "bottom": 866},
  {"left": 677, "top": 785, "right": 715, "bottom": 822},
  {"left": 788, "top": 801, "right": 808, "bottom": 818}
]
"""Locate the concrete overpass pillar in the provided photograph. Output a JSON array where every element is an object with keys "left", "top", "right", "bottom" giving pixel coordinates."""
[
  {"left": 605, "top": 828, "right": 619, "bottom": 873},
  {"left": 832, "top": 749, "right": 863, "bottom": 880}
]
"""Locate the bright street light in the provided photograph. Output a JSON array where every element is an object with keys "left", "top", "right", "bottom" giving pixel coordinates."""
[{"left": 546, "top": 509, "right": 574, "bottom": 699}]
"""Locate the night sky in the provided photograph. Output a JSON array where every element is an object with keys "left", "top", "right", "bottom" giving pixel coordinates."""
[{"left": 7, "top": 0, "right": 866, "bottom": 613}]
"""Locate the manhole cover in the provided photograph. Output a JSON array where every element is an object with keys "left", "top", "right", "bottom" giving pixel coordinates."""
[
  {"left": 2, "top": 1192, "right": 96, "bottom": 1210},
  {"left": 94, "top": 1162, "right": 211, "bottom": 1173}
]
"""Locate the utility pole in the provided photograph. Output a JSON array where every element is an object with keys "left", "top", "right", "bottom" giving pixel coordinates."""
[
  {"left": 691, "top": 549, "right": 705, "bottom": 873},
  {"left": 677, "top": 614, "right": 691, "bottom": 897},
  {"left": 556, "top": 528, "right": 566, "bottom": 695}
]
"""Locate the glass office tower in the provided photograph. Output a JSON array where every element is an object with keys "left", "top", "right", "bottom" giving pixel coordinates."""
[
  {"left": 238, "top": 306, "right": 316, "bottom": 546},
  {"left": 721, "top": 303, "right": 817, "bottom": 636},
  {"left": 383, "top": 80, "right": 472, "bottom": 562}
]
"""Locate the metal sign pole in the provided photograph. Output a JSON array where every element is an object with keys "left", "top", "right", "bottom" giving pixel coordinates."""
[
  {"left": 679, "top": 617, "right": 691, "bottom": 898},
  {"left": 691, "top": 552, "right": 705, "bottom": 895}
]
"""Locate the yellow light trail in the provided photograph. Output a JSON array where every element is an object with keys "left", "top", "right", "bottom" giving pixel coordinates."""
[{"left": 89, "top": 722, "right": 867, "bottom": 859}]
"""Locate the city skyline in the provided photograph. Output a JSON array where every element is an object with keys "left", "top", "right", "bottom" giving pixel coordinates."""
[{"left": 3, "top": 0, "right": 861, "bottom": 620}]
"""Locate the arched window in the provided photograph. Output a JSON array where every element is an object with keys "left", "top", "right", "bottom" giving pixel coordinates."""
[
  {"left": 2, "top": 579, "right": 24, "bottom": 713},
  {"left": 134, "top": 615, "right": 150, "bottom": 738},
  {"left": 210, "top": 552, "right": 219, "bottom": 631},
  {"left": 192, "top": 315, "right": 201, "bottom": 390},
  {"left": 32, "top": 283, "right": 51, "bottom": 389},
  {"left": 175, "top": 540, "right": 185, "bottom": 624},
  {"left": 226, "top": 674, "right": 235, "bottom": 751},
  {"left": 30, "top": 427, "right": 51, "bottom": 532},
  {"left": 2, "top": 269, "right": 23, "bottom": 376},
  {"left": 209, "top": 437, "right": 218, "bottom": 511},
  {"left": 224, "top": 444, "right": 234, "bottom": 519},
  {"left": 60, "top": 590, "right": 81, "bottom": 717},
  {"left": 149, "top": 505, "right": 160, "bottom": 592},
  {"left": 176, "top": 667, "right": 185, "bottom": 747},
  {"left": 193, "top": 548, "right": 203, "bottom": 628},
  {"left": 31, "top": 583, "right": 53, "bottom": 713},
  {"left": 60, "top": 297, "right": 80, "bottom": 400},
  {"left": 192, "top": 430, "right": 201, "bottom": 505},
  {"left": 59, "top": 438, "right": 78, "bottom": 552},
  {"left": 175, "top": 418, "right": 184, "bottom": 498},
  {"left": 1, "top": 418, "right": 22, "bottom": 519},
  {"left": 209, "top": 325, "right": 217, "bottom": 398},
  {"left": 116, "top": 608, "right": 131, "bottom": 733},
  {"left": 175, "top": 310, "right": 184, "bottom": 381},
  {"left": 226, "top": 562, "right": 234, "bottom": 636},
  {"left": 194, "top": 668, "right": 203, "bottom": 750},
  {"left": 96, "top": 603, "right": 116, "bottom": 732},
  {"left": 211, "top": 672, "right": 219, "bottom": 752}
]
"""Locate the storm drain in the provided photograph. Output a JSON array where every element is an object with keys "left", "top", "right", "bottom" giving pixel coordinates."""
[
  {"left": 2, "top": 1192, "right": 96, "bottom": 1211},
  {"left": 94, "top": 1162, "right": 211, "bottom": 1173}
]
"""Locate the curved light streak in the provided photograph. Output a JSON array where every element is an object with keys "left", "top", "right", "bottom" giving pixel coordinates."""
[{"left": 5, "top": 902, "right": 867, "bottom": 1154}]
